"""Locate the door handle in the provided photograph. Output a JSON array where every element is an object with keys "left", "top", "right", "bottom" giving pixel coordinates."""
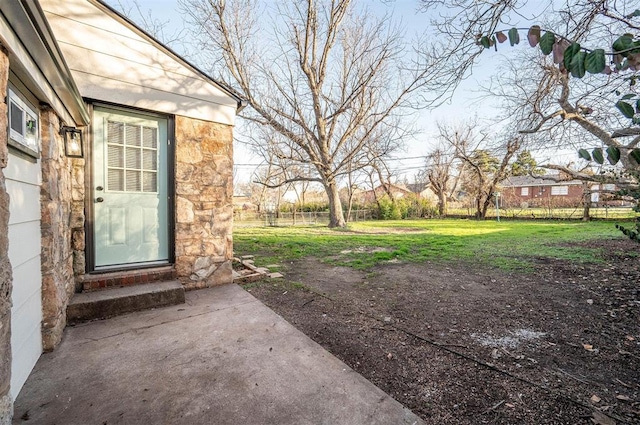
[
  {"left": 96, "top": 197, "right": 104, "bottom": 203},
  {"left": 96, "top": 186, "right": 104, "bottom": 191}
]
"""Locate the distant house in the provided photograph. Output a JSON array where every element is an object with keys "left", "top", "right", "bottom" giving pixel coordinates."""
[
  {"left": 360, "top": 183, "right": 414, "bottom": 204},
  {"left": 588, "top": 183, "right": 631, "bottom": 207},
  {"left": 233, "top": 190, "right": 258, "bottom": 212},
  {"left": 500, "top": 175, "right": 586, "bottom": 208},
  {"left": 406, "top": 182, "right": 438, "bottom": 203},
  {"left": 500, "top": 175, "right": 631, "bottom": 208},
  {"left": 405, "top": 182, "right": 426, "bottom": 194}
]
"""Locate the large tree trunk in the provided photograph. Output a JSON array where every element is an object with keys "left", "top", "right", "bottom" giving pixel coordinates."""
[
  {"left": 437, "top": 191, "right": 447, "bottom": 216},
  {"left": 481, "top": 194, "right": 492, "bottom": 219},
  {"left": 582, "top": 182, "right": 591, "bottom": 222},
  {"left": 346, "top": 190, "right": 355, "bottom": 223},
  {"left": 325, "top": 180, "right": 346, "bottom": 228},
  {"left": 475, "top": 196, "right": 483, "bottom": 219}
]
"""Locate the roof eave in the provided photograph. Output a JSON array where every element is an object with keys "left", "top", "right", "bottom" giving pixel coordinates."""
[
  {"left": 2, "top": 0, "right": 90, "bottom": 126},
  {"left": 92, "top": 0, "right": 246, "bottom": 110}
]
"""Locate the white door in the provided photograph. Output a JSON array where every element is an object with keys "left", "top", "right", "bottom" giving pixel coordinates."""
[{"left": 92, "top": 107, "right": 169, "bottom": 268}]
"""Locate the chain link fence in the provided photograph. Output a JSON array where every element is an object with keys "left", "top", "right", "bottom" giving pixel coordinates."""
[
  {"left": 448, "top": 206, "right": 635, "bottom": 220},
  {"left": 233, "top": 209, "right": 375, "bottom": 227},
  {"left": 234, "top": 206, "right": 635, "bottom": 227}
]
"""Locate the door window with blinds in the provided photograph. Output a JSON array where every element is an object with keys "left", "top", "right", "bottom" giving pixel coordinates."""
[{"left": 106, "top": 121, "right": 158, "bottom": 193}]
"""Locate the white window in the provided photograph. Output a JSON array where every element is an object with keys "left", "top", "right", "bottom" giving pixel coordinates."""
[
  {"left": 603, "top": 184, "right": 615, "bottom": 191},
  {"left": 8, "top": 88, "right": 39, "bottom": 157},
  {"left": 551, "top": 185, "right": 569, "bottom": 196},
  {"left": 520, "top": 187, "right": 529, "bottom": 196},
  {"left": 106, "top": 120, "right": 158, "bottom": 193}
]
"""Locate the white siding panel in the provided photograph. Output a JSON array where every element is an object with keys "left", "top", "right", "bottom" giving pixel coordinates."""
[
  {"left": 43, "top": 0, "right": 161, "bottom": 42},
  {"left": 41, "top": 0, "right": 238, "bottom": 125},
  {"left": 10, "top": 261, "right": 42, "bottom": 346},
  {"left": 9, "top": 256, "right": 41, "bottom": 313},
  {"left": 8, "top": 151, "right": 43, "bottom": 402},
  {"left": 58, "top": 43, "right": 235, "bottom": 107},
  {"left": 6, "top": 181, "right": 40, "bottom": 225},
  {"left": 0, "top": 15, "right": 78, "bottom": 126},
  {"left": 74, "top": 73, "right": 237, "bottom": 125},
  {"left": 9, "top": 314, "right": 42, "bottom": 400},
  {"left": 4, "top": 154, "right": 41, "bottom": 185},
  {"left": 7, "top": 221, "right": 41, "bottom": 269}
]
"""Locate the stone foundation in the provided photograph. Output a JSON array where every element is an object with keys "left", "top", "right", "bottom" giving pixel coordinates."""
[
  {"left": 175, "top": 116, "right": 234, "bottom": 290},
  {"left": 40, "top": 109, "right": 85, "bottom": 351},
  {"left": 0, "top": 44, "right": 13, "bottom": 425}
]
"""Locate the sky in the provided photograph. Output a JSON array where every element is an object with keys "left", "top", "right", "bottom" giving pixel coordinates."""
[{"left": 106, "top": 0, "right": 577, "bottom": 185}]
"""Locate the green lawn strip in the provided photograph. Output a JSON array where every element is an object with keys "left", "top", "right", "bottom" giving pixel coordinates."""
[
  {"left": 233, "top": 219, "right": 623, "bottom": 272},
  {"left": 241, "top": 278, "right": 309, "bottom": 293},
  {"left": 447, "top": 207, "right": 637, "bottom": 220}
]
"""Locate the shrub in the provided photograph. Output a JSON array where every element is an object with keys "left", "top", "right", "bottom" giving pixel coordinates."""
[{"left": 373, "top": 194, "right": 436, "bottom": 220}]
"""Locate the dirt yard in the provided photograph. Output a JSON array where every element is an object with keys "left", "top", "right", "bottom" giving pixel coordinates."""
[{"left": 244, "top": 238, "right": 640, "bottom": 424}]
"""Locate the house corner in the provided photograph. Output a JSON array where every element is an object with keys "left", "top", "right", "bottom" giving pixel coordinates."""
[
  {"left": 0, "top": 44, "right": 13, "bottom": 425},
  {"left": 174, "top": 116, "right": 234, "bottom": 290},
  {"left": 39, "top": 108, "right": 85, "bottom": 351}
]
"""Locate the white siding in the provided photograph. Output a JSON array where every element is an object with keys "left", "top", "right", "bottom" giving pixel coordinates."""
[
  {"left": 0, "top": 13, "right": 78, "bottom": 126},
  {"left": 41, "top": 0, "right": 238, "bottom": 125},
  {"left": 6, "top": 152, "right": 42, "bottom": 401}
]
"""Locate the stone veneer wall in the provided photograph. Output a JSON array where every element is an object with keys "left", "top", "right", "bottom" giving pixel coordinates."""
[
  {"left": 40, "top": 109, "right": 85, "bottom": 351},
  {"left": 175, "top": 116, "right": 234, "bottom": 290},
  {"left": 0, "top": 45, "right": 13, "bottom": 425}
]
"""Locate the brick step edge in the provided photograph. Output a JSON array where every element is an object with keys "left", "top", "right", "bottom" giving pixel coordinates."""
[
  {"left": 67, "top": 281, "right": 185, "bottom": 325},
  {"left": 80, "top": 266, "right": 177, "bottom": 292}
]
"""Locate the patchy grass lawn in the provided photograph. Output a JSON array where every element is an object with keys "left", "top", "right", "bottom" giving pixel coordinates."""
[
  {"left": 234, "top": 219, "right": 625, "bottom": 271},
  {"left": 234, "top": 219, "right": 640, "bottom": 424}
]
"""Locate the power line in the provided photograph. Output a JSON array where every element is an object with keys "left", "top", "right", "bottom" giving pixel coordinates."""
[{"left": 385, "top": 156, "right": 427, "bottom": 161}]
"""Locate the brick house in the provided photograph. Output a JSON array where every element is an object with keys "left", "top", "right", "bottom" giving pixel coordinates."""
[
  {"left": 500, "top": 175, "right": 586, "bottom": 208},
  {"left": 0, "top": 0, "right": 242, "bottom": 421},
  {"left": 360, "top": 183, "right": 415, "bottom": 204}
]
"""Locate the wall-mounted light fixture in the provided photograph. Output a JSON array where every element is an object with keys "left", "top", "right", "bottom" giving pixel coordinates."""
[{"left": 61, "top": 126, "right": 84, "bottom": 158}]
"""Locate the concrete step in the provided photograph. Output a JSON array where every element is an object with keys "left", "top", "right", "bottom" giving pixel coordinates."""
[
  {"left": 67, "top": 281, "right": 185, "bottom": 325},
  {"left": 79, "top": 266, "right": 177, "bottom": 292}
]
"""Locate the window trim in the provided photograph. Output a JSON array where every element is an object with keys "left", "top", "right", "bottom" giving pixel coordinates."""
[
  {"left": 520, "top": 187, "right": 529, "bottom": 196},
  {"left": 551, "top": 185, "right": 569, "bottom": 196},
  {"left": 7, "top": 87, "right": 40, "bottom": 158},
  {"left": 105, "top": 120, "right": 159, "bottom": 194}
]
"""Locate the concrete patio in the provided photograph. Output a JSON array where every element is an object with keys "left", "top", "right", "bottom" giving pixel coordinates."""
[{"left": 13, "top": 284, "right": 423, "bottom": 425}]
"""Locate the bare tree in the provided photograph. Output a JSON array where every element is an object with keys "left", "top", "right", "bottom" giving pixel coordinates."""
[
  {"left": 418, "top": 0, "right": 638, "bottom": 81},
  {"left": 113, "top": 0, "right": 186, "bottom": 46},
  {"left": 180, "top": 0, "right": 434, "bottom": 227},
  {"left": 251, "top": 161, "right": 283, "bottom": 215},
  {"left": 361, "top": 157, "right": 398, "bottom": 217},
  {"left": 439, "top": 121, "right": 521, "bottom": 218},
  {"left": 342, "top": 162, "right": 358, "bottom": 222},
  {"left": 502, "top": 60, "right": 639, "bottom": 168},
  {"left": 424, "top": 0, "right": 640, "bottom": 242},
  {"left": 422, "top": 145, "right": 463, "bottom": 217},
  {"left": 341, "top": 160, "right": 367, "bottom": 223},
  {"left": 463, "top": 142, "right": 520, "bottom": 219},
  {"left": 423, "top": 0, "right": 640, "bottom": 166},
  {"left": 484, "top": 54, "right": 639, "bottom": 192}
]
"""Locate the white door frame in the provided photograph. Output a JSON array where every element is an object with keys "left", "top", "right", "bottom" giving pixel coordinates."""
[{"left": 87, "top": 104, "right": 175, "bottom": 272}]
